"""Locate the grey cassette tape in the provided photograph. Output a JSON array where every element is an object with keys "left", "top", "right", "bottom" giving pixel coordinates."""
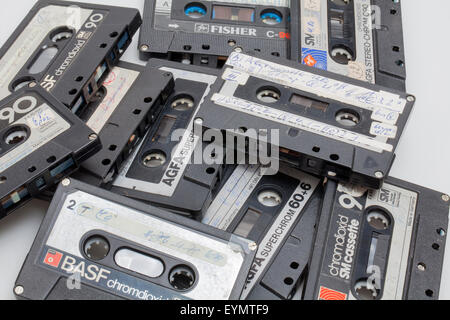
[{"left": 14, "top": 179, "right": 256, "bottom": 300}]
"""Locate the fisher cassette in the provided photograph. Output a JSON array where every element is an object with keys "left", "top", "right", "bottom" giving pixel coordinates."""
[
  {"left": 72, "top": 62, "right": 174, "bottom": 187},
  {"left": 304, "top": 179, "right": 449, "bottom": 300},
  {"left": 139, "top": 0, "right": 291, "bottom": 67},
  {"left": 111, "top": 60, "right": 223, "bottom": 218},
  {"left": 290, "top": 0, "right": 406, "bottom": 90},
  {"left": 0, "top": 86, "right": 101, "bottom": 220},
  {"left": 0, "top": 0, "right": 141, "bottom": 111},
  {"left": 14, "top": 179, "right": 256, "bottom": 300},
  {"left": 203, "top": 164, "right": 324, "bottom": 299},
  {"left": 195, "top": 51, "right": 415, "bottom": 189}
]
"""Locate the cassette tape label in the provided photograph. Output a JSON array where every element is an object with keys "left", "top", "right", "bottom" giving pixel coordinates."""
[
  {"left": 225, "top": 52, "right": 406, "bottom": 112},
  {"left": 299, "top": 0, "right": 376, "bottom": 82},
  {"left": 38, "top": 246, "right": 187, "bottom": 300},
  {"left": 0, "top": 97, "right": 70, "bottom": 173},
  {"left": 153, "top": 0, "right": 289, "bottom": 39},
  {"left": 86, "top": 67, "right": 140, "bottom": 133},
  {"left": 319, "top": 183, "right": 417, "bottom": 300},
  {"left": 40, "top": 9, "right": 108, "bottom": 90},
  {"left": 0, "top": 5, "right": 93, "bottom": 99},
  {"left": 45, "top": 190, "right": 246, "bottom": 299}
]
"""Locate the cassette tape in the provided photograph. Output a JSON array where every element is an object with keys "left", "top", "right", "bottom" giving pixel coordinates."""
[
  {"left": 203, "top": 164, "right": 324, "bottom": 299},
  {"left": 304, "top": 179, "right": 450, "bottom": 300},
  {"left": 139, "top": 0, "right": 291, "bottom": 68},
  {"left": 14, "top": 179, "right": 256, "bottom": 300},
  {"left": 71, "top": 62, "right": 174, "bottom": 187},
  {"left": 0, "top": 0, "right": 141, "bottom": 111},
  {"left": 0, "top": 86, "right": 101, "bottom": 220},
  {"left": 195, "top": 51, "right": 415, "bottom": 189},
  {"left": 290, "top": 0, "right": 406, "bottom": 90},
  {"left": 111, "top": 60, "right": 223, "bottom": 218}
]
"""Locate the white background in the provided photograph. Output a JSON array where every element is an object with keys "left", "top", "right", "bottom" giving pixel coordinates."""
[{"left": 0, "top": 0, "right": 449, "bottom": 300}]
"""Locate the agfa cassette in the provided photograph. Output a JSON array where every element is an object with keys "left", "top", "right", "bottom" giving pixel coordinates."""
[
  {"left": 304, "top": 179, "right": 449, "bottom": 300},
  {"left": 290, "top": 0, "right": 406, "bottom": 90},
  {"left": 0, "top": 0, "right": 141, "bottom": 111},
  {"left": 0, "top": 86, "right": 101, "bottom": 220},
  {"left": 111, "top": 60, "right": 223, "bottom": 218},
  {"left": 139, "top": 0, "right": 291, "bottom": 68},
  {"left": 72, "top": 62, "right": 174, "bottom": 187},
  {"left": 14, "top": 179, "right": 256, "bottom": 300},
  {"left": 203, "top": 164, "right": 324, "bottom": 299},
  {"left": 195, "top": 51, "right": 415, "bottom": 189}
]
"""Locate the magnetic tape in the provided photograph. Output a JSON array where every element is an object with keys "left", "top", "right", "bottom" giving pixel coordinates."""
[
  {"left": 14, "top": 179, "right": 256, "bottom": 300},
  {"left": 304, "top": 178, "right": 449, "bottom": 300},
  {"left": 111, "top": 59, "right": 224, "bottom": 219},
  {"left": 0, "top": 0, "right": 141, "bottom": 111},
  {"left": 72, "top": 62, "right": 175, "bottom": 187},
  {"left": 290, "top": 0, "right": 406, "bottom": 90},
  {"left": 203, "top": 164, "right": 324, "bottom": 299},
  {"left": 195, "top": 51, "right": 415, "bottom": 189},
  {"left": 139, "top": 0, "right": 291, "bottom": 68},
  {"left": 0, "top": 86, "right": 101, "bottom": 220}
]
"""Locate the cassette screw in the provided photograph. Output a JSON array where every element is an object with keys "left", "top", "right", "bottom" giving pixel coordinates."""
[
  {"left": 234, "top": 47, "right": 243, "bottom": 53},
  {"left": 89, "top": 133, "right": 98, "bottom": 141},
  {"left": 417, "top": 263, "right": 426, "bottom": 272},
  {"left": 28, "top": 82, "right": 36, "bottom": 88},
  {"left": 61, "top": 178, "right": 71, "bottom": 187},
  {"left": 194, "top": 118, "right": 203, "bottom": 126},
  {"left": 375, "top": 171, "right": 384, "bottom": 179},
  {"left": 140, "top": 44, "right": 149, "bottom": 51},
  {"left": 442, "top": 194, "right": 450, "bottom": 202},
  {"left": 407, "top": 96, "right": 415, "bottom": 102},
  {"left": 248, "top": 242, "right": 257, "bottom": 251},
  {"left": 14, "top": 286, "right": 24, "bottom": 295}
]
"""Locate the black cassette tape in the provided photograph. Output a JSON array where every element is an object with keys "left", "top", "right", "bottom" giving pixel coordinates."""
[
  {"left": 0, "top": 86, "right": 101, "bottom": 220},
  {"left": 14, "top": 179, "right": 256, "bottom": 300},
  {"left": 290, "top": 0, "right": 406, "bottom": 90},
  {"left": 139, "top": 0, "right": 291, "bottom": 68},
  {"left": 0, "top": 0, "right": 141, "bottom": 111},
  {"left": 72, "top": 62, "right": 174, "bottom": 187},
  {"left": 203, "top": 164, "right": 324, "bottom": 299},
  {"left": 195, "top": 51, "right": 415, "bottom": 189},
  {"left": 111, "top": 60, "right": 223, "bottom": 218},
  {"left": 304, "top": 179, "right": 449, "bottom": 300}
]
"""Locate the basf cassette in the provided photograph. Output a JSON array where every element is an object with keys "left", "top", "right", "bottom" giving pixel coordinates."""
[
  {"left": 139, "top": 0, "right": 291, "bottom": 67},
  {"left": 14, "top": 179, "right": 256, "bottom": 300},
  {"left": 0, "top": 0, "right": 141, "bottom": 111},
  {"left": 291, "top": 0, "right": 406, "bottom": 90},
  {"left": 195, "top": 52, "right": 415, "bottom": 189},
  {"left": 203, "top": 164, "right": 324, "bottom": 299},
  {"left": 304, "top": 179, "right": 449, "bottom": 300},
  {"left": 111, "top": 60, "right": 223, "bottom": 219},
  {"left": 72, "top": 62, "right": 174, "bottom": 187},
  {"left": 0, "top": 86, "right": 101, "bottom": 220}
]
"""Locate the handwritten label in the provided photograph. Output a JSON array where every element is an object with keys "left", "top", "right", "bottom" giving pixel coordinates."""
[
  {"left": 212, "top": 93, "right": 393, "bottom": 153},
  {"left": 226, "top": 52, "right": 407, "bottom": 113}
]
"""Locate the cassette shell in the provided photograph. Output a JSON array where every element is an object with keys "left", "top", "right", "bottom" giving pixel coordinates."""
[
  {"left": 195, "top": 51, "right": 415, "bottom": 189},
  {"left": 73, "top": 61, "right": 175, "bottom": 187},
  {"left": 139, "top": 0, "right": 291, "bottom": 67},
  {"left": 0, "top": 86, "right": 101, "bottom": 219},
  {"left": 111, "top": 59, "right": 224, "bottom": 219},
  {"left": 14, "top": 179, "right": 256, "bottom": 300},
  {"left": 304, "top": 178, "right": 449, "bottom": 300},
  {"left": 0, "top": 0, "right": 142, "bottom": 110},
  {"left": 290, "top": 0, "right": 406, "bottom": 90}
]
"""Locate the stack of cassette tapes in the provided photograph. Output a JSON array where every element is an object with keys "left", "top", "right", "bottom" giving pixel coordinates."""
[{"left": 0, "top": 0, "right": 447, "bottom": 301}]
